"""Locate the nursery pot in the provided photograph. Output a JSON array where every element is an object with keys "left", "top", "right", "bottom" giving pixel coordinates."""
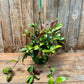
[{"left": 32, "top": 56, "right": 48, "bottom": 64}]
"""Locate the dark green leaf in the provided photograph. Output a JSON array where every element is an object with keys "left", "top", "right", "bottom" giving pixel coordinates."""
[
  {"left": 56, "top": 76, "right": 68, "bottom": 83},
  {"left": 25, "top": 76, "right": 31, "bottom": 83},
  {"left": 25, "top": 29, "right": 29, "bottom": 35},
  {"left": 22, "top": 53, "right": 28, "bottom": 62},
  {"left": 48, "top": 77, "right": 54, "bottom": 84},
  {"left": 29, "top": 77, "right": 33, "bottom": 84},
  {"left": 33, "top": 75, "right": 40, "bottom": 80},
  {"left": 47, "top": 73, "right": 52, "bottom": 78},
  {"left": 9, "top": 60, "right": 17, "bottom": 63},
  {"left": 20, "top": 48, "right": 28, "bottom": 52},
  {"left": 27, "top": 66, "right": 34, "bottom": 73},
  {"left": 6, "top": 73, "right": 10, "bottom": 82}
]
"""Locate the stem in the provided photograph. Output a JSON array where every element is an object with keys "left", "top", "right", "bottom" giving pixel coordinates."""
[{"left": 12, "top": 54, "right": 23, "bottom": 69}]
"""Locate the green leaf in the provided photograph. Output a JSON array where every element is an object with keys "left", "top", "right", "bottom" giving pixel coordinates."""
[
  {"left": 51, "top": 68, "right": 56, "bottom": 71},
  {"left": 42, "top": 49, "right": 51, "bottom": 53},
  {"left": 6, "top": 73, "right": 10, "bottom": 82},
  {"left": 25, "top": 29, "right": 29, "bottom": 35},
  {"left": 33, "top": 75, "right": 40, "bottom": 80},
  {"left": 52, "top": 23, "right": 63, "bottom": 32},
  {"left": 34, "top": 45, "right": 39, "bottom": 50},
  {"left": 9, "top": 60, "right": 17, "bottom": 63},
  {"left": 56, "top": 76, "right": 68, "bottom": 83},
  {"left": 20, "top": 48, "right": 28, "bottom": 52},
  {"left": 3, "top": 67, "right": 11, "bottom": 74},
  {"left": 44, "top": 65, "right": 48, "bottom": 68},
  {"left": 29, "top": 77, "right": 33, "bottom": 84},
  {"left": 53, "top": 45, "right": 62, "bottom": 50},
  {"left": 34, "top": 24, "right": 38, "bottom": 27},
  {"left": 3, "top": 69, "right": 9, "bottom": 74},
  {"left": 25, "top": 76, "right": 31, "bottom": 83},
  {"left": 48, "top": 77, "right": 54, "bottom": 84},
  {"left": 40, "top": 42, "right": 44, "bottom": 46},
  {"left": 22, "top": 34, "right": 26, "bottom": 36},
  {"left": 50, "top": 45, "right": 55, "bottom": 51},
  {"left": 27, "top": 66, "right": 34, "bottom": 73},
  {"left": 22, "top": 53, "right": 28, "bottom": 62},
  {"left": 28, "top": 23, "right": 37, "bottom": 27},
  {"left": 25, "top": 45, "right": 33, "bottom": 50},
  {"left": 44, "top": 34, "right": 48, "bottom": 39},
  {"left": 54, "top": 18, "right": 58, "bottom": 22},
  {"left": 5, "top": 67, "right": 11, "bottom": 70},
  {"left": 47, "top": 73, "right": 52, "bottom": 78},
  {"left": 61, "top": 37, "right": 65, "bottom": 40}
]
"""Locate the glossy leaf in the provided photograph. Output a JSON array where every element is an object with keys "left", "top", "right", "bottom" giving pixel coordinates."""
[
  {"left": 25, "top": 29, "right": 29, "bottom": 35},
  {"left": 47, "top": 73, "right": 52, "bottom": 78},
  {"left": 51, "top": 68, "right": 56, "bottom": 71},
  {"left": 34, "top": 45, "right": 39, "bottom": 50},
  {"left": 25, "top": 76, "right": 31, "bottom": 83},
  {"left": 52, "top": 23, "right": 63, "bottom": 32},
  {"left": 9, "top": 60, "right": 17, "bottom": 63},
  {"left": 3, "top": 69, "right": 9, "bottom": 74},
  {"left": 25, "top": 45, "right": 33, "bottom": 50},
  {"left": 33, "top": 75, "right": 40, "bottom": 80},
  {"left": 28, "top": 23, "right": 37, "bottom": 28},
  {"left": 27, "top": 66, "right": 34, "bottom": 73},
  {"left": 48, "top": 77, "right": 54, "bottom": 84},
  {"left": 42, "top": 49, "right": 51, "bottom": 53},
  {"left": 20, "top": 48, "right": 28, "bottom": 52},
  {"left": 44, "top": 34, "right": 48, "bottom": 39},
  {"left": 56, "top": 76, "right": 68, "bottom": 83},
  {"left": 40, "top": 42, "right": 44, "bottom": 46},
  {"left": 29, "top": 76, "right": 33, "bottom": 84},
  {"left": 6, "top": 73, "right": 10, "bottom": 82},
  {"left": 53, "top": 45, "right": 62, "bottom": 50},
  {"left": 22, "top": 53, "right": 28, "bottom": 62},
  {"left": 3, "top": 67, "right": 11, "bottom": 74}
]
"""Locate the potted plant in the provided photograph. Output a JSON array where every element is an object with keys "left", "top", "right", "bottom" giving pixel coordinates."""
[
  {"left": 2, "top": 18, "right": 68, "bottom": 83},
  {"left": 20, "top": 18, "right": 65, "bottom": 64}
]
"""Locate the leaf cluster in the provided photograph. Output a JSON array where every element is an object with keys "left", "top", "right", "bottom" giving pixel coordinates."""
[
  {"left": 26, "top": 66, "right": 40, "bottom": 84},
  {"left": 21, "top": 18, "right": 65, "bottom": 63},
  {"left": 44, "top": 65, "right": 68, "bottom": 84}
]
